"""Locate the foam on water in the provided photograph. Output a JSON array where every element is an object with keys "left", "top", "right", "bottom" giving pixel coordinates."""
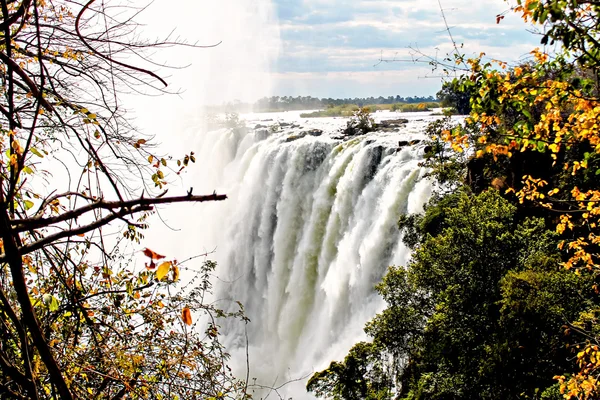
[{"left": 195, "top": 110, "right": 436, "bottom": 398}]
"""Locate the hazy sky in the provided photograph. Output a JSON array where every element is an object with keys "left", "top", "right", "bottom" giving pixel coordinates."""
[{"left": 140, "top": 0, "right": 539, "bottom": 103}]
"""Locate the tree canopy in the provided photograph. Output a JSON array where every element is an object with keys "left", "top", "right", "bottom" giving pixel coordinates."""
[{"left": 309, "top": 0, "right": 600, "bottom": 399}]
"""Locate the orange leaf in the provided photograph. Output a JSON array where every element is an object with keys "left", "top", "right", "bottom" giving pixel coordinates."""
[
  {"left": 156, "top": 261, "right": 171, "bottom": 281},
  {"left": 172, "top": 264, "right": 180, "bottom": 282},
  {"left": 142, "top": 248, "right": 165, "bottom": 260},
  {"left": 182, "top": 307, "right": 192, "bottom": 326}
]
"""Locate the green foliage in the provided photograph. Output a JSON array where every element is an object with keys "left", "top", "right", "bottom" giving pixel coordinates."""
[
  {"left": 307, "top": 342, "right": 393, "bottom": 400},
  {"left": 436, "top": 78, "right": 474, "bottom": 115},
  {"left": 419, "top": 117, "right": 470, "bottom": 191},
  {"left": 300, "top": 102, "right": 441, "bottom": 118},
  {"left": 309, "top": 190, "right": 597, "bottom": 400},
  {"left": 520, "top": 0, "right": 600, "bottom": 70},
  {"left": 300, "top": 104, "right": 360, "bottom": 118},
  {"left": 312, "top": 2, "right": 600, "bottom": 399},
  {"left": 342, "top": 107, "right": 376, "bottom": 136},
  {"left": 391, "top": 103, "right": 439, "bottom": 112}
]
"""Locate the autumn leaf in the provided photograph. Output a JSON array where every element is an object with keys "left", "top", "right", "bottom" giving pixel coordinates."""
[
  {"left": 30, "top": 147, "right": 44, "bottom": 158},
  {"left": 133, "top": 138, "right": 147, "bottom": 148},
  {"left": 156, "top": 261, "right": 171, "bottom": 281},
  {"left": 142, "top": 248, "right": 165, "bottom": 260},
  {"left": 182, "top": 307, "right": 192, "bottom": 326},
  {"left": 172, "top": 264, "right": 180, "bottom": 282}
]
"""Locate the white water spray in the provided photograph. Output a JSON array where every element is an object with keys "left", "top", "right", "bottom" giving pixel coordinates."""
[
  {"left": 134, "top": 2, "right": 435, "bottom": 397},
  {"left": 189, "top": 111, "right": 435, "bottom": 399}
]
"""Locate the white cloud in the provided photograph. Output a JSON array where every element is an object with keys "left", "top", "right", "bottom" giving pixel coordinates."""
[
  {"left": 269, "top": 0, "right": 542, "bottom": 97},
  {"left": 126, "top": 0, "right": 543, "bottom": 104}
]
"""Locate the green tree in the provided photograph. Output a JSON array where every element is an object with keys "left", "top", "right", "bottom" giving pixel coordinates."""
[
  {"left": 436, "top": 78, "right": 473, "bottom": 115},
  {"left": 313, "top": 1, "right": 600, "bottom": 398},
  {"left": 436, "top": 1, "right": 600, "bottom": 395},
  {"left": 309, "top": 190, "right": 596, "bottom": 400},
  {"left": 307, "top": 342, "right": 393, "bottom": 400}
]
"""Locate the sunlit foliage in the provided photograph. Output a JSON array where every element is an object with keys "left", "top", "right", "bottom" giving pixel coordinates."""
[
  {"left": 311, "top": 0, "right": 600, "bottom": 399},
  {"left": 429, "top": 0, "right": 600, "bottom": 397}
]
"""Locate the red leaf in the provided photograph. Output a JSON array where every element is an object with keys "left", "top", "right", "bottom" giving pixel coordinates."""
[
  {"left": 182, "top": 307, "right": 192, "bottom": 326},
  {"left": 142, "top": 248, "right": 165, "bottom": 260}
]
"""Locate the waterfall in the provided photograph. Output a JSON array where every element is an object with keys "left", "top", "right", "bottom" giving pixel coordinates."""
[
  {"left": 125, "top": 1, "right": 434, "bottom": 397},
  {"left": 192, "top": 111, "right": 435, "bottom": 399}
]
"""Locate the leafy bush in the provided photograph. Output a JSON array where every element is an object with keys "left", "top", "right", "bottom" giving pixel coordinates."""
[{"left": 341, "top": 107, "right": 375, "bottom": 135}]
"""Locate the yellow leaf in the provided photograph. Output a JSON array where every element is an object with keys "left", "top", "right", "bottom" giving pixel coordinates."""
[
  {"left": 156, "top": 261, "right": 171, "bottom": 281},
  {"left": 182, "top": 307, "right": 192, "bottom": 325},
  {"left": 23, "top": 200, "right": 34, "bottom": 210}
]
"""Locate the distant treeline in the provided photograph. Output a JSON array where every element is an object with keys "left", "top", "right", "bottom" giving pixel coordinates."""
[{"left": 208, "top": 95, "right": 437, "bottom": 112}]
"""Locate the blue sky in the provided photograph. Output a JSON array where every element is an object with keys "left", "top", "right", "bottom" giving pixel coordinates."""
[
  {"left": 141, "top": 0, "right": 541, "bottom": 104},
  {"left": 268, "top": 0, "right": 540, "bottom": 99}
]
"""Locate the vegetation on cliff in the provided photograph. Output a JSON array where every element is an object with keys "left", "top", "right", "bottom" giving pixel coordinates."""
[{"left": 309, "top": 0, "right": 600, "bottom": 399}]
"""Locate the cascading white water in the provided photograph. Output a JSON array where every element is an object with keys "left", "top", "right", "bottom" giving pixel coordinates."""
[
  {"left": 128, "top": 1, "right": 436, "bottom": 398},
  {"left": 190, "top": 111, "right": 435, "bottom": 399}
]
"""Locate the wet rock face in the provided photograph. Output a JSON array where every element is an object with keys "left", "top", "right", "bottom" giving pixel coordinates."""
[
  {"left": 279, "top": 122, "right": 302, "bottom": 129},
  {"left": 375, "top": 118, "right": 409, "bottom": 131},
  {"left": 285, "top": 134, "right": 303, "bottom": 143},
  {"left": 398, "top": 140, "right": 422, "bottom": 148},
  {"left": 255, "top": 129, "right": 269, "bottom": 140},
  {"left": 284, "top": 129, "right": 323, "bottom": 142},
  {"left": 365, "top": 145, "right": 384, "bottom": 182}
]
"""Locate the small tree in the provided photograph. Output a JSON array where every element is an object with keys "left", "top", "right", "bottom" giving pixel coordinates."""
[
  {"left": 436, "top": 78, "right": 473, "bottom": 115},
  {"left": 342, "top": 107, "right": 375, "bottom": 136},
  {"left": 0, "top": 0, "right": 245, "bottom": 398}
]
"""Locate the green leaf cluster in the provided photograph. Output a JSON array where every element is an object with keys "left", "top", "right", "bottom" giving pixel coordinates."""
[{"left": 309, "top": 190, "right": 598, "bottom": 399}]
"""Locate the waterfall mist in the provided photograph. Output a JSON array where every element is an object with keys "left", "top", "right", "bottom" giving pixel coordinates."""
[
  {"left": 132, "top": 2, "right": 435, "bottom": 398},
  {"left": 190, "top": 112, "right": 434, "bottom": 398}
]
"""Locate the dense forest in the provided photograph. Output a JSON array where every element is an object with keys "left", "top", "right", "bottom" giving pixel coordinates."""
[
  {"left": 212, "top": 95, "right": 437, "bottom": 112},
  {"left": 307, "top": 1, "right": 600, "bottom": 399}
]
